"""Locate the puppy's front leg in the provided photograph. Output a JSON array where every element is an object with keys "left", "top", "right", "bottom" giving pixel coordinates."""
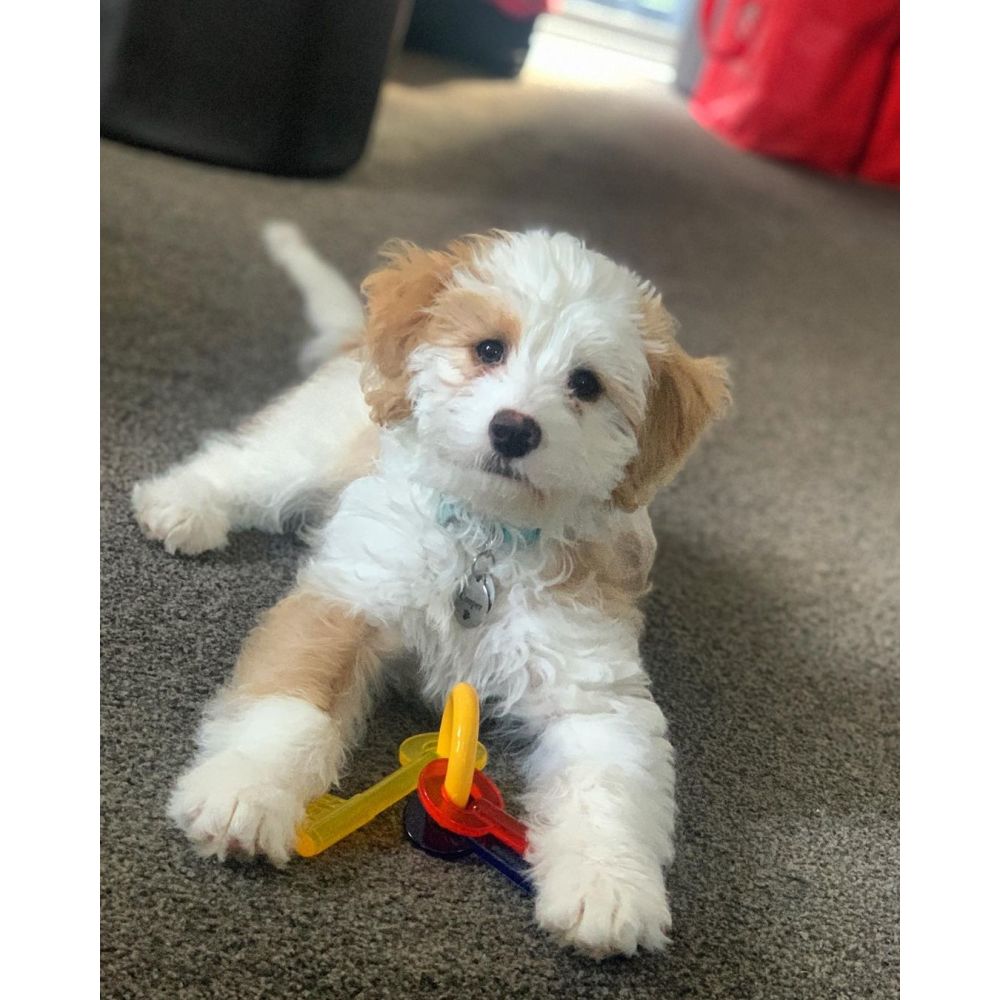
[
  {"left": 168, "top": 588, "right": 386, "bottom": 864},
  {"left": 521, "top": 691, "right": 676, "bottom": 958}
]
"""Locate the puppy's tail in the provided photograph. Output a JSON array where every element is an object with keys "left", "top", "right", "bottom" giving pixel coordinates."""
[{"left": 262, "top": 220, "right": 365, "bottom": 375}]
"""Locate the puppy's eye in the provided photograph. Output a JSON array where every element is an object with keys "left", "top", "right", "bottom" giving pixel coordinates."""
[
  {"left": 568, "top": 367, "right": 602, "bottom": 401},
  {"left": 475, "top": 339, "right": 506, "bottom": 365}
]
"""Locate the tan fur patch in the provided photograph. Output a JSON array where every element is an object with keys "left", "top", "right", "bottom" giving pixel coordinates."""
[
  {"left": 612, "top": 294, "right": 731, "bottom": 511},
  {"left": 549, "top": 517, "right": 657, "bottom": 622},
  {"left": 360, "top": 235, "right": 504, "bottom": 425},
  {"left": 231, "top": 590, "right": 388, "bottom": 713},
  {"left": 425, "top": 287, "right": 522, "bottom": 381}
]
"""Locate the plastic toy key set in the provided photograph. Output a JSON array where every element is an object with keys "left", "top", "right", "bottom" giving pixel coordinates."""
[{"left": 296, "top": 682, "right": 534, "bottom": 894}]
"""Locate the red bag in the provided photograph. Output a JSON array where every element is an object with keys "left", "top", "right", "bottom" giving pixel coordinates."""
[
  {"left": 491, "top": 0, "right": 552, "bottom": 14},
  {"left": 689, "top": 0, "right": 899, "bottom": 184},
  {"left": 856, "top": 41, "right": 899, "bottom": 184}
]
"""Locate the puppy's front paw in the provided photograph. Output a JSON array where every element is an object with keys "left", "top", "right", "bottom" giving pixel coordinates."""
[
  {"left": 132, "top": 473, "right": 229, "bottom": 555},
  {"left": 532, "top": 853, "right": 671, "bottom": 959},
  {"left": 167, "top": 753, "right": 303, "bottom": 865}
]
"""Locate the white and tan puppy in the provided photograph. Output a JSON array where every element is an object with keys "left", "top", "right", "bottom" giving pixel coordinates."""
[{"left": 134, "top": 226, "right": 729, "bottom": 958}]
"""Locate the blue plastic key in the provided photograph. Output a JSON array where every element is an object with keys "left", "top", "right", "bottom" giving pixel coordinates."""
[{"left": 403, "top": 796, "right": 534, "bottom": 894}]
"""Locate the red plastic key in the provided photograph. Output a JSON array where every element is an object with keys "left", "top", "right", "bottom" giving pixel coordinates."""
[{"left": 417, "top": 757, "right": 528, "bottom": 855}]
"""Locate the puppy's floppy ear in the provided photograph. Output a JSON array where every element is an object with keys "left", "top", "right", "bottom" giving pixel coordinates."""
[
  {"left": 612, "top": 295, "right": 731, "bottom": 512},
  {"left": 361, "top": 241, "right": 460, "bottom": 425},
  {"left": 361, "top": 237, "right": 489, "bottom": 426}
]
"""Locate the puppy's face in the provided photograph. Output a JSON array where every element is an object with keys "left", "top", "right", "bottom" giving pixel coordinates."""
[{"left": 362, "top": 232, "right": 729, "bottom": 524}]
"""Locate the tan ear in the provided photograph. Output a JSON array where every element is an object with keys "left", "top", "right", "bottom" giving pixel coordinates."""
[
  {"left": 612, "top": 298, "right": 731, "bottom": 511},
  {"left": 360, "top": 236, "right": 496, "bottom": 426},
  {"left": 360, "top": 241, "right": 460, "bottom": 425}
]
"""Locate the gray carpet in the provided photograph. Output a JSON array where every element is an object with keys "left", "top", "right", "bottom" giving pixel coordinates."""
[{"left": 101, "top": 53, "right": 899, "bottom": 999}]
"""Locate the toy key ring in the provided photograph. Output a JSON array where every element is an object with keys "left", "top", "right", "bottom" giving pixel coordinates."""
[
  {"left": 435, "top": 680, "right": 479, "bottom": 808},
  {"left": 295, "top": 682, "right": 486, "bottom": 856},
  {"left": 406, "top": 692, "right": 535, "bottom": 894}
]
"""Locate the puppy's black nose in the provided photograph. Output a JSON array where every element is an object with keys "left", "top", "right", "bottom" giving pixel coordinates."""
[{"left": 489, "top": 409, "right": 542, "bottom": 459}]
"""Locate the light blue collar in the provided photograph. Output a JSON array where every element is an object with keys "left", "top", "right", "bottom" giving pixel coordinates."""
[{"left": 436, "top": 496, "right": 541, "bottom": 548}]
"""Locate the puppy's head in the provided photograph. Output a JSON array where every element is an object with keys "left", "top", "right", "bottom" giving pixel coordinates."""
[{"left": 362, "top": 231, "right": 729, "bottom": 524}]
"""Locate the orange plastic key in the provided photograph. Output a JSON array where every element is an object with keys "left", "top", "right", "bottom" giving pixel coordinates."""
[{"left": 417, "top": 756, "right": 528, "bottom": 855}]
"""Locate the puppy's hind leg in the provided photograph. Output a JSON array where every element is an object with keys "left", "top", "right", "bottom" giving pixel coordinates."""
[
  {"left": 133, "top": 356, "right": 376, "bottom": 555},
  {"left": 135, "top": 222, "right": 372, "bottom": 555}
]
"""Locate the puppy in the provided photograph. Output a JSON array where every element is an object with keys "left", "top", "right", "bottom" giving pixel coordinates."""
[{"left": 134, "top": 226, "right": 729, "bottom": 958}]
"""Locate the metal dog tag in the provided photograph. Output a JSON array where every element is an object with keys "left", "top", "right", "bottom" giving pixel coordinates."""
[{"left": 454, "top": 552, "right": 496, "bottom": 628}]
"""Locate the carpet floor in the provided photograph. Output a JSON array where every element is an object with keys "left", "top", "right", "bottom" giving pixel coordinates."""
[{"left": 101, "top": 52, "right": 899, "bottom": 1000}]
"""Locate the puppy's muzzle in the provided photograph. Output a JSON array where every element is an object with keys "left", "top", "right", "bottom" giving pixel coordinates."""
[{"left": 488, "top": 410, "right": 542, "bottom": 459}]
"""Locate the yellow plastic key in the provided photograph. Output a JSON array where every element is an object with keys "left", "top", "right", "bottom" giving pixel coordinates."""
[{"left": 295, "top": 682, "right": 486, "bottom": 857}]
